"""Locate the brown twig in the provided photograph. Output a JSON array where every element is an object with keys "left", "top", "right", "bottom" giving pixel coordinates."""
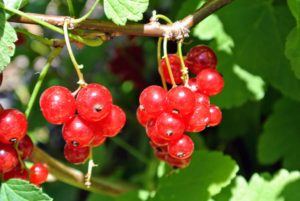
[{"left": 10, "top": 0, "right": 233, "bottom": 39}]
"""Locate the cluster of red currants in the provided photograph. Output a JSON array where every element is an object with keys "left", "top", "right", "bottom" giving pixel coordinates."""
[
  {"left": 39, "top": 83, "right": 126, "bottom": 164},
  {"left": 136, "top": 45, "right": 224, "bottom": 168},
  {"left": 0, "top": 108, "right": 48, "bottom": 185}
]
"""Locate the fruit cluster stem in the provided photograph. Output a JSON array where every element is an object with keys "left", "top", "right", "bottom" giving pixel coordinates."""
[
  {"left": 157, "top": 37, "right": 167, "bottom": 90},
  {"left": 177, "top": 41, "right": 189, "bottom": 86},
  {"left": 163, "top": 37, "right": 177, "bottom": 87}
]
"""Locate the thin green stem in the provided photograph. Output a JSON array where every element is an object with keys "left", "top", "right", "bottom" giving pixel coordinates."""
[
  {"left": 177, "top": 41, "right": 189, "bottom": 86},
  {"left": 0, "top": 3, "right": 102, "bottom": 47},
  {"left": 63, "top": 20, "right": 86, "bottom": 86},
  {"left": 67, "top": 0, "right": 75, "bottom": 17},
  {"left": 163, "top": 37, "right": 176, "bottom": 87},
  {"left": 155, "top": 14, "right": 173, "bottom": 24},
  {"left": 25, "top": 48, "right": 63, "bottom": 118},
  {"left": 111, "top": 137, "right": 150, "bottom": 164},
  {"left": 157, "top": 37, "right": 167, "bottom": 90},
  {"left": 73, "top": 0, "right": 100, "bottom": 24}
]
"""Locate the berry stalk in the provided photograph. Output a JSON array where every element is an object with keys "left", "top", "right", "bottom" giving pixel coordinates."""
[
  {"left": 177, "top": 41, "right": 189, "bottom": 86},
  {"left": 157, "top": 37, "right": 167, "bottom": 90},
  {"left": 163, "top": 37, "right": 177, "bottom": 87}
]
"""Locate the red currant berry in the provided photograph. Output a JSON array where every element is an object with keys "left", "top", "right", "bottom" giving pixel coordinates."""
[
  {"left": 15, "top": 33, "right": 26, "bottom": 46},
  {"left": 165, "top": 155, "right": 191, "bottom": 169},
  {"left": 165, "top": 86, "right": 195, "bottom": 115},
  {"left": 155, "top": 113, "right": 185, "bottom": 141},
  {"left": 196, "top": 69, "right": 224, "bottom": 96},
  {"left": 0, "top": 143, "right": 18, "bottom": 173},
  {"left": 186, "top": 104, "right": 210, "bottom": 132},
  {"left": 76, "top": 83, "right": 113, "bottom": 122},
  {"left": 62, "top": 116, "right": 94, "bottom": 147},
  {"left": 139, "top": 85, "right": 167, "bottom": 117},
  {"left": 93, "top": 105, "right": 126, "bottom": 137},
  {"left": 3, "top": 165, "right": 28, "bottom": 181},
  {"left": 40, "top": 86, "right": 76, "bottom": 124},
  {"left": 161, "top": 54, "right": 182, "bottom": 84},
  {"left": 64, "top": 143, "right": 90, "bottom": 164},
  {"left": 136, "top": 107, "right": 150, "bottom": 127},
  {"left": 194, "top": 92, "right": 210, "bottom": 107},
  {"left": 91, "top": 132, "right": 106, "bottom": 147},
  {"left": 185, "top": 45, "right": 217, "bottom": 74},
  {"left": 30, "top": 163, "right": 48, "bottom": 185},
  {"left": 146, "top": 119, "right": 168, "bottom": 146},
  {"left": 187, "top": 78, "right": 199, "bottom": 92},
  {"left": 168, "top": 134, "right": 194, "bottom": 159},
  {"left": 0, "top": 109, "right": 27, "bottom": 144},
  {"left": 208, "top": 105, "right": 222, "bottom": 127},
  {"left": 154, "top": 148, "right": 168, "bottom": 161},
  {"left": 18, "top": 135, "right": 33, "bottom": 160}
]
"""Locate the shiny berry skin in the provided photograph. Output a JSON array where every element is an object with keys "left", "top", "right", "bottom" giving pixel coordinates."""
[
  {"left": 29, "top": 163, "right": 48, "bottom": 185},
  {"left": 154, "top": 148, "right": 168, "bottom": 161},
  {"left": 146, "top": 119, "right": 168, "bottom": 146},
  {"left": 139, "top": 85, "right": 167, "bottom": 117},
  {"left": 165, "top": 86, "right": 195, "bottom": 116},
  {"left": 62, "top": 116, "right": 94, "bottom": 147},
  {"left": 196, "top": 69, "right": 224, "bottom": 96},
  {"left": 64, "top": 143, "right": 90, "bottom": 164},
  {"left": 185, "top": 45, "right": 217, "bottom": 74},
  {"left": 194, "top": 92, "right": 210, "bottom": 107},
  {"left": 186, "top": 104, "right": 210, "bottom": 132},
  {"left": 0, "top": 109, "right": 27, "bottom": 144},
  {"left": 3, "top": 165, "right": 28, "bottom": 181},
  {"left": 76, "top": 83, "right": 113, "bottom": 122},
  {"left": 208, "top": 105, "right": 222, "bottom": 127},
  {"left": 40, "top": 86, "right": 76, "bottom": 124},
  {"left": 155, "top": 113, "right": 185, "bottom": 141},
  {"left": 136, "top": 107, "right": 150, "bottom": 127},
  {"left": 168, "top": 134, "right": 194, "bottom": 159},
  {"left": 18, "top": 135, "right": 33, "bottom": 160},
  {"left": 91, "top": 132, "right": 106, "bottom": 147},
  {"left": 187, "top": 78, "right": 199, "bottom": 92},
  {"left": 165, "top": 155, "right": 191, "bottom": 169},
  {"left": 0, "top": 143, "right": 18, "bottom": 173},
  {"left": 95, "top": 105, "right": 126, "bottom": 137},
  {"left": 161, "top": 54, "right": 182, "bottom": 84}
]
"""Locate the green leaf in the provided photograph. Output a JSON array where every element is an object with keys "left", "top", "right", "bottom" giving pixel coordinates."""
[
  {"left": 103, "top": 0, "right": 149, "bottom": 25},
  {"left": 0, "top": 6, "right": 17, "bottom": 72},
  {"left": 87, "top": 191, "right": 141, "bottom": 201},
  {"left": 214, "top": 169, "right": 300, "bottom": 201},
  {"left": 218, "top": 0, "right": 300, "bottom": 101},
  {"left": 193, "top": 14, "right": 234, "bottom": 54},
  {"left": 258, "top": 98, "right": 300, "bottom": 169},
  {"left": 0, "top": 179, "right": 53, "bottom": 201},
  {"left": 150, "top": 151, "right": 238, "bottom": 201},
  {"left": 287, "top": 0, "right": 300, "bottom": 23},
  {"left": 3, "top": 0, "right": 28, "bottom": 18},
  {"left": 280, "top": 178, "right": 300, "bottom": 201}
]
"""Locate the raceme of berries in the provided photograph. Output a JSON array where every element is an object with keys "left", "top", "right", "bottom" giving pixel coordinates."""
[
  {"left": 39, "top": 83, "right": 126, "bottom": 164},
  {"left": 161, "top": 54, "right": 183, "bottom": 84},
  {"left": 185, "top": 45, "right": 217, "bottom": 75},
  {"left": 137, "top": 44, "right": 223, "bottom": 169},
  {"left": 0, "top": 109, "right": 28, "bottom": 144}
]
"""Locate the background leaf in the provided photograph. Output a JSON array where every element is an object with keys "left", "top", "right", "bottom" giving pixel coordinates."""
[
  {"left": 103, "top": 0, "right": 149, "bottom": 25},
  {"left": 3, "top": 0, "right": 28, "bottom": 18},
  {"left": 0, "top": 179, "right": 52, "bottom": 201}
]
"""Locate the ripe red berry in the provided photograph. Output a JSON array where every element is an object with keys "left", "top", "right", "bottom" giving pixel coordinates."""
[
  {"left": 18, "top": 135, "right": 33, "bottom": 160},
  {"left": 3, "top": 165, "right": 28, "bottom": 181},
  {"left": 0, "top": 143, "right": 18, "bottom": 173},
  {"left": 40, "top": 86, "right": 76, "bottom": 124},
  {"left": 15, "top": 33, "right": 26, "bottom": 46},
  {"left": 185, "top": 45, "right": 217, "bottom": 74},
  {"left": 168, "top": 134, "right": 194, "bottom": 159},
  {"left": 146, "top": 119, "right": 168, "bottom": 146},
  {"left": 165, "top": 155, "right": 191, "bottom": 169},
  {"left": 186, "top": 104, "right": 210, "bottom": 132},
  {"left": 62, "top": 116, "right": 94, "bottom": 147},
  {"left": 64, "top": 143, "right": 90, "bottom": 164},
  {"left": 29, "top": 163, "right": 48, "bottom": 185},
  {"left": 187, "top": 78, "right": 199, "bottom": 92},
  {"left": 95, "top": 105, "right": 126, "bottom": 137},
  {"left": 155, "top": 113, "right": 185, "bottom": 141},
  {"left": 91, "top": 132, "right": 106, "bottom": 147},
  {"left": 154, "top": 148, "right": 168, "bottom": 161},
  {"left": 208, "top": 105, "right": 222, "bottom": 127},
  {"left": 165, "top": 86, "right": 195, "bottom": 115},
  {"left": 76, "top": 83, "right": 113, "bottom": 122},
  {"left": 161, "top": 54, "right": 182, "bottom": 84},
  {"left": 194, "top": 92, "right": 210, "bottom": 107},
  {"left": 196, "top": 69, "right": 224, "bottom": 96},
  {"left": 136, "top": 107, "right": 150, "bottom": 127},
  {"left": 139, "top": 85, "right": 167, "bottom": 117},
  {"left": 0, "top": 109, "right": 27, "bottom": 144}
]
